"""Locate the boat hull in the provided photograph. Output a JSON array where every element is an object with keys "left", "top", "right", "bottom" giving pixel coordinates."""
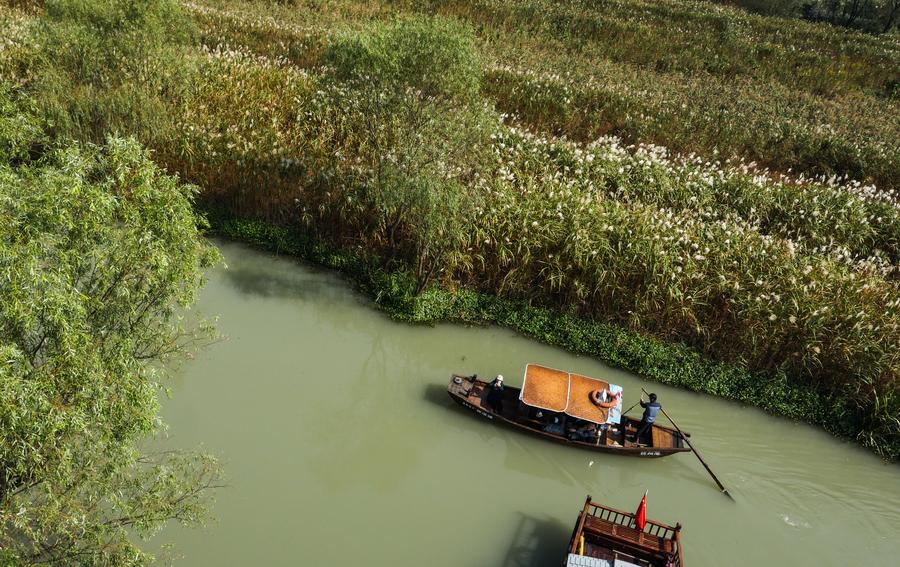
[{"left": 447, "top": 375, "right": 689, "bottom": 458}]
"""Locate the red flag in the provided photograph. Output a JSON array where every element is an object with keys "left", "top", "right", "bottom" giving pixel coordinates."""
[{"left": 634, "top": 491, "right": 647, "bottom": 531}]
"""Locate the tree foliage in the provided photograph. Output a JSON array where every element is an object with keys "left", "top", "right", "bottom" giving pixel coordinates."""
[
  {"left": 325, "top": 15, "right": 481, "bottom": 101},
  {"left": 0, "top": 96, "right": 221, "bottom": 564}
]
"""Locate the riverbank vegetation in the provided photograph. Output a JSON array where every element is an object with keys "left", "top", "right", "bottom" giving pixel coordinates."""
[
  {"left": 0, "top": 0, "right": 897, "bottom": 476},
  {"left": 0, "top": 12, "right": 221, "bottom": 567},
  {"left": 210, "top": 211, "right": 842, "bottom": 436}
]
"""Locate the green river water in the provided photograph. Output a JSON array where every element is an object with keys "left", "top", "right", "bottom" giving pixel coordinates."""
[{"left": 155, "top": 240, "right": 900, "bottom": 566}]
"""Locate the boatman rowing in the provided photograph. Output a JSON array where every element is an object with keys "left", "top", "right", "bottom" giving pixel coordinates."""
[{"left": 630, "top": 392, "right": 661, "bottom": 444}]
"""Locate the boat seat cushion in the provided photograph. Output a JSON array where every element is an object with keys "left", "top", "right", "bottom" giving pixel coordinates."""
[
  {"left": 566, "top": 554, "right": 611, "bottom": 567},
  {"left": 565, "top": 555, "right": 643, "bottom": 567}
]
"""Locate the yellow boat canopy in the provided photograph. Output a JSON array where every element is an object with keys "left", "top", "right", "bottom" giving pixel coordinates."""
[{"left": 519, "top": 364, "right": 622, "bottom": 425}]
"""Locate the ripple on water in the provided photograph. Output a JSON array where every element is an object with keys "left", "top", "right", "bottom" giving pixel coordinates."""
[{"left": 781, "top": 515, "right": 811, "bottom": 529}]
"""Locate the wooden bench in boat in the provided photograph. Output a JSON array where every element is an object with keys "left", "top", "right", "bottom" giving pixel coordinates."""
[{"left": 584, "top": 516, "right": 675, "bottom": 555}]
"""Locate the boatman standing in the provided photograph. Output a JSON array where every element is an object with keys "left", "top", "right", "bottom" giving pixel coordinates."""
[
  {"left": 631, "top": 393, "right": 661, "bottom": 444},
  {"left": 486, "top": 374, "right": 505, "bottom": 413}
]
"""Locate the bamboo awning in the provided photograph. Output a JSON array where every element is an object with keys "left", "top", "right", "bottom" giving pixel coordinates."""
[
  {"left": 520, "top": 364, "right": 570, "bottom": 412},
  {"left": 567, "top": 373, "right": 611, "bottom": 424},
  {"left": 519, "top": 364, "right": 621, "bottom": 425}
]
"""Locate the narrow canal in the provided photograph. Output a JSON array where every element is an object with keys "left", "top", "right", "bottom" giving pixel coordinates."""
[{"left": 156, "top": 240, "right": 900, "bottom": 566}]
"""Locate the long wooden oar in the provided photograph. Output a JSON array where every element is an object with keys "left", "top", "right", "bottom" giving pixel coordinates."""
[
  {"left": 642, "top": 388, "right": 732, "bottom": 499},
  {"left": 621, "top": 400, "right": 641, "bottom": 416}
]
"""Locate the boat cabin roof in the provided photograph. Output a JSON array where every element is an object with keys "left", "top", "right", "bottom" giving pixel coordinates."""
[{"left": 519, "top": 364, "right": 619, "bottom": 425}]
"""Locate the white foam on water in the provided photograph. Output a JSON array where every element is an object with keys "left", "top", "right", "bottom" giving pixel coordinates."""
[{"left": 781, "top": 515, "right": 811, "bottom": 528}]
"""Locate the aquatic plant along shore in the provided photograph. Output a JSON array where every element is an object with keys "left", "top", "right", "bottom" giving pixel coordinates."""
[{"left": 0, "top": 0, "right": 897, "bottom": 459}]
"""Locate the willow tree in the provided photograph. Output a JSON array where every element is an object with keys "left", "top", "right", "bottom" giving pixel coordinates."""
[
  {"left": 0, "top": 131, "right": 221, "bottom": 564},
  {"left": 322, "top": 16, "right": 491, "bottom": 294}
]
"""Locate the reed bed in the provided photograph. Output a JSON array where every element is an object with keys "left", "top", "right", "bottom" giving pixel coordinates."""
[
  {"left": 484, "top": 60, "right": 900, "bottom": 193},
  {"left": 0, "top": 4, "right": 38, "bottom": 85},
  {"left": 182, "top": 0, "right": 900, "bottom": 192},
  {"left": 422, "top": 0, "right": 900, "bottom": 97},
  {"left": 150, "top": 26, "right": 900, "bottom": 454}
]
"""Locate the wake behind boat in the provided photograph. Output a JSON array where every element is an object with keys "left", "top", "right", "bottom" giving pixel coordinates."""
[{"left": 446, "top": 364, "right": 690, "bottom": 458}]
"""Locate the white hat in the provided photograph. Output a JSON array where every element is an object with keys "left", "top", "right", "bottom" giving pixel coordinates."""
[{"left": 496, "top": 374, "right": 504, "bottom": 382}]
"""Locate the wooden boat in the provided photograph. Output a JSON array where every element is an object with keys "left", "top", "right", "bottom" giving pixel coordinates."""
[
  {"left": 446, "top": 364, "right": 690, "bottom": 457},
  {"left": 564, "top": 495, "right": 684, "bottom": 567}
]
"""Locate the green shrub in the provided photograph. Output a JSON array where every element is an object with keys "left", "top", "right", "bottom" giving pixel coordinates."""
[
  {"left": 326, "top": 15, "right": 481, "bottom": 100},
  {"left": 42, "top": 0, "right": 194, "bottom": 86}
]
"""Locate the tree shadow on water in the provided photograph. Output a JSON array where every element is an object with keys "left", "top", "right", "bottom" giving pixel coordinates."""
[
  {"left": 500, "top": 511, "right": 571, "bottom": 567},
  {"left": 223, "top": 264, "right": 333, "bottom": 301}
]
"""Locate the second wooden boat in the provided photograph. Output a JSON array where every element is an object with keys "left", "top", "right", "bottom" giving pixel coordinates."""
[{"left": 564, "top": 495, "right": 685, "bottom": 566}]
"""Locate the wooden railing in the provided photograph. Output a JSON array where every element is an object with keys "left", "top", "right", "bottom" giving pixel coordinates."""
[
  {"left": 585, "top": 499, "right": 680, "bottom": 541},
  {"left": 571, "top": 496, "right": 683, "bottom": 566}
]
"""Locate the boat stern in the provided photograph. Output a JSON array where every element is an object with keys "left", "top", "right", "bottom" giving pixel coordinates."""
[{"left": 448, "top": 374, "right": 478, "bottom": 399}]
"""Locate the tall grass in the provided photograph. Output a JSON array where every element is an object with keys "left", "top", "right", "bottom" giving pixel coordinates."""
[
  {"left": 325, "top": 15, "right": 481, "bottom": 101},
  {"left": 484, "top": 60, "right": 900, "bottom": 193},
  {"left": 24, "top": 0, "right": 196, "bottom": 144}
]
